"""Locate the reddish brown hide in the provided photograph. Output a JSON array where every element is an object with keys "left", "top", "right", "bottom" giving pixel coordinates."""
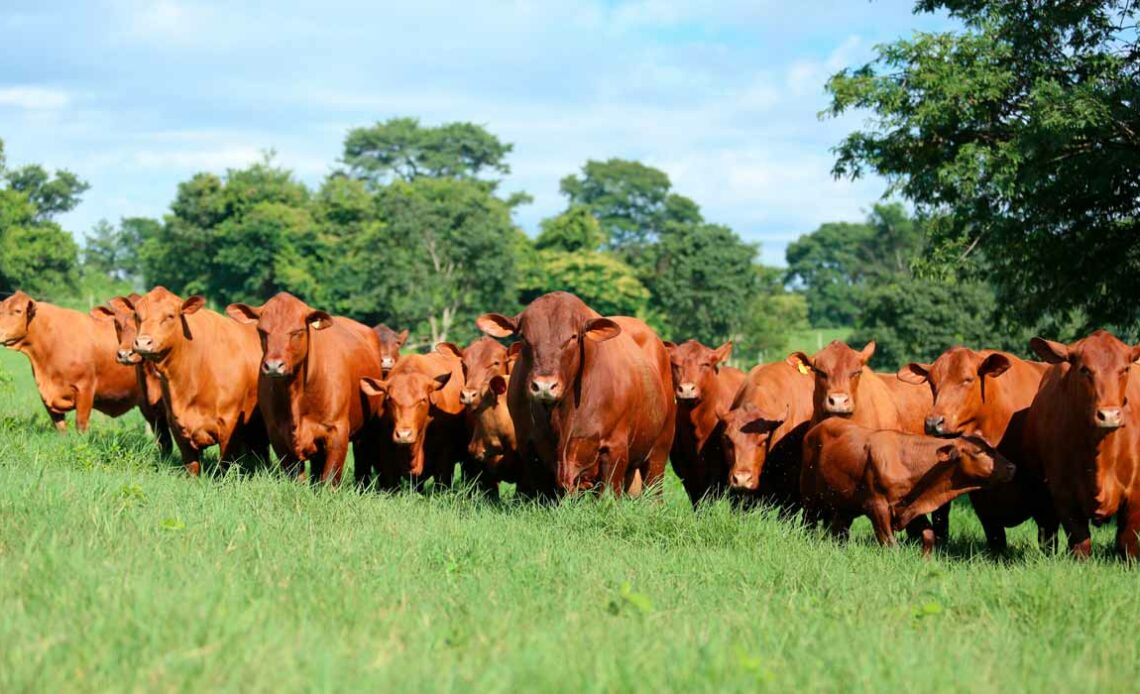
[
  {"left": 373, "top": 324, "right": 409, "bottom": 376},
  {"left": 476, "top": 292, "right": 675, "bottom": 498},
  {"left": 90, "top": 295, "right": 172, "bottom": 453},
  {"left": 437, "top": 338, "right": 519, "bottom": 498},
  {"left": 801, "top": 418, "right": 1015, "bottom": 556},
  {"left": 722, "top": 360, "right": 815, "bottom": 509},
  {"left": 663, "top": 339, "right": 744, "bottom": 506},
  {"left": 0, "top": 291, "right": 139, "bottom": 433},
  {"left": 1024, "top": 331, "right": 1140, "bottom": 559},
  {"left": 227, "top": 292, "right": 383, "bottom": 487},
  {"left": 359, "top": 352, "right": 466, "bottom": 490},
  {"left": 899, "top": 347, "right": 1054, "bottom": 553},
  {"left": 120, "top": 286, "right": 267, "bottom": 476}
]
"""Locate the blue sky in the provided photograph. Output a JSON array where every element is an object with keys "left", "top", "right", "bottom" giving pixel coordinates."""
[{"left": 0, "top": 0, "right": 950, "bottom": 265}]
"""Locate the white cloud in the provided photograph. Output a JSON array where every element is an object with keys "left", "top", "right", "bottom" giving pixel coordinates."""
[{"left": 0, "top": 86, "right": 70, "bottom": 110}]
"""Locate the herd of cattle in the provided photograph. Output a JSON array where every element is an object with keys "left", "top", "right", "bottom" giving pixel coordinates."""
[{"left": 1, "top": 287, "right": 1138, "bottom": 560}]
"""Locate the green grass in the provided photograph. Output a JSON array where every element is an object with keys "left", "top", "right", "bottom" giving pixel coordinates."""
[
  {"left": 0, "top": 348, "right": 1137, "bottom": 692},
  {"left": 783, "top": 327, "right": 853, "bottom": 357}
]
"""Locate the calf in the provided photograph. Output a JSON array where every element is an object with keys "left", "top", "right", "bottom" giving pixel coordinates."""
[
  {"left": 91, "top": 295, "right": 173, "bottom": 453},
  {"left": 801, "top": 418, "right": 1015, "bottom": 556},
  {"left": 1025, "top": 331, "right": 1140, "bottom": 559},
  {"left": 477, "top": 292, "right": 675, "bottom": 498},
  {"left": 118, "top": 287, "right": 267, "bottom": 475},
  {"left": 359, "top": 352, "right": 466, "bottom": 491},
  {"left": 899, "top": 348, "right": 1054, "bottom": 552},
  {"left": 722, "top": 360, "right": 815, "bottom": 509},
  {"left": 437, "top": 338, "right": 519, "bottom": 498},
  {"left": 0, "top": 291, "right": 139, "bottom": 432},
  {"left": 373, "top": 324, "right": 408, "bottom": 376},
  {"left": 226, "top": 292, "right": 383, "bottom": 486},
  {"left": 664, "top": 340, "right": 745, "bottom": 506}
]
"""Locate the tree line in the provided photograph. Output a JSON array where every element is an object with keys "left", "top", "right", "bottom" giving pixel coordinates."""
[{"left": 4, "top": 0, "right": 1135, "bottom": 368}]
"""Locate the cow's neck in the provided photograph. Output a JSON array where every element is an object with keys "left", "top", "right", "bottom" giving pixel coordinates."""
[
  {"left": 678, "top": 388, "right": 721, "bottom": 454},
  {"left": 893, "top": 460, "right": 979, "bottom": 530}
]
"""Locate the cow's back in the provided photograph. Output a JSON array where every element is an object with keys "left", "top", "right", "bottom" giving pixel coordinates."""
[{"left": 878, "top": 373, "right": 932, "bottom": 434}]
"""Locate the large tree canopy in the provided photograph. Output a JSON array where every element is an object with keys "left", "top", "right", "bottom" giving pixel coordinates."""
[
  {"left": 343, "top": 117, "right": 513, "bottom": 186},
  {"left": 827, "top": 0, "right": 1140, "bottom": 331}
]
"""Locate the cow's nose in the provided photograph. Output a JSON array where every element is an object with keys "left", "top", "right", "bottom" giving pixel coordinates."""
[
  {"left": 676, "top": 382, "right": 699, "bottom": 400},
  {"left": 262, "top": 359, "right": 287, "bottom": 376},
  {"left": 133, "top": 336, "right": 154, "bottom": 353},
  {"left": 925, "top": 415, "right": 946, "bottom": 435},
  {"left": 826, "top": 393, "right": 852, "bottom": 413},
  {"left": 460, "top": 388, "right": 478, "bottom": 405},
  {"left": 1095, "top": 408, "right": 1124, "bottom": 429},
  {"left": 393, "top": 428, "right": 416, "bottom": 444},
  {"left": 381, "top": 357, "right": 395, "bottom": 369},
  {"left": 730, "top": 470, "right": 756, "bottom": 490},
  {"left": 116, "top": 348, "right": 135, "bottom": 365},
  {"left": 530, "top": 377, "right": 561, "bottom": 402}
]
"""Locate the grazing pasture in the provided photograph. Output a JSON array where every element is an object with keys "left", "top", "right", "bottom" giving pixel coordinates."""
[{"left": 0, "top": 347, "right": 1137, "bottom": 692}]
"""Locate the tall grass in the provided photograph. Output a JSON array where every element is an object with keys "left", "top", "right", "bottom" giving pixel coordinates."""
[{"left": 0, "top": 349, "right": 1135, "bottom": 692}]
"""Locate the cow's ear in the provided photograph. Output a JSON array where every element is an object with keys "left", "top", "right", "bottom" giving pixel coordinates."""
[
  {"left": 898, "top": 362, "right": 930, "bottom": 385},
  {"left": 859, "top": 340, "right": 877, "bottom": 364},
  {"left": 181, "top": 295, "right": 206, "bottom": 315},
  {"left": 507, "top": 341, "right": 522, "bottom": 361},
  {"left": 90, "top": 306, "right": 116, "bottom": 321},
  {"left": 306, "top": 310, "right": 332, "bottom": 330},
  {"left": 396, "top": 329, "right": 409, "bottom": 346},
  {"left": 25, "top": 298, "right": 36, "bottom": 320},
  {"left": 476, "top": 313, "right": 517, "bottom": 338},
  {"left": 432, "top": 371, "right": 453, "bottom": 391},
  {"left": 712, "top": 341, "right": 733, "bottom": 365},
  {"left": 435, "top": 342, "right": 464, "bottom": 360},
  {"left": 360, "top": 377, "right": 388, "bottom": 396},
  {"left": 1029, "top": 337, "right": 1069, "bottom": 364},
  {"left": 741, "top": 415, "right": 782, "bottom": 435},
  {"left": 1130, "top": 345, "right": 1140, "bottom": 364},
  {"left": 786, "top": 352, "right": 813, "bottom": 374},
  {"left": 226, "top": 303, "right": 260, "bottom": 324},
  {"left": 978, "top": 353, "right": 1011, "bottom": 379},
  {"left": 489, "top": 374, "right": 508, "bottom": 395},
  {"left": 109, "top": 295, "right": 135, "bottom": 313},
  {"left": 584, "top": 317, "right": 621, "bottom": 342},
  {"left": 936, "top": 443, "right": 961, "bottom": 464},
  {"left": 663, "top": 340, "right": 677, "bottom": 353}
]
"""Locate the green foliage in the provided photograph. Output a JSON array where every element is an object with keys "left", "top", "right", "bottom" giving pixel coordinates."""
[
  {"left": 535, "top": 206, "right": 605, "bottom": 253},
  {"left": 4, "top": 162, "right": 89, "bottom": 222},
  {"left": 211, "top": 202, "right": 319, "bottom": 306},
  {"left": 343, "top": 117, "right": 512, "bottom": 186},
  {"left": 826, "top": 0, "right": 1140, "bottom": 331},
  {"left": 738, "top": 266, "right": 810, "bottom": 361},
  {"left": 648, "top": 223, "right": 757, "bottom": 343},
  {"left": 521, "top": 249, "right": 651, "bottom": 319}
]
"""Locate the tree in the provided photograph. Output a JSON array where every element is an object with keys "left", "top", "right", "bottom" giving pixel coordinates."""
[
  {"left": 826, "top": 0, "right": 1140, "bottom": 331},
  {"left": 343, "top": 117, "right": 512, "bottom": 186},
  {"left": 4, "top": 163, "right": 89, "bottom": 222},
  {"left": 520, "top": 250, "right": 651, "bottom": 319},
  {"left": 738, "top": 266, "right": 810, "bottom": 362},
  {"left": 647, "top": 222, "right": 757, "bottom": 343},
  {"left": 559, "top": 158, "right": 701, "bottom": 264},
  {"left": 534, "top": 206, "right": 605, "bottom": 253}
]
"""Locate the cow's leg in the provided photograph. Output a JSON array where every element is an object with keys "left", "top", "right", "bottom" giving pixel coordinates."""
[
  {"left": 352, "top": 437, "right": 376, "bottom": 490},
  {"left": 931, "top": 503, "right": 950, "bottom": 545},
  {"left": 1115, "top": 501, "right": 1140, "bottom": 560},
  {"left": 1036, "top": 513, "right": 1061, "bottom": 555},
  {"left": 308, "top": 451, "right": 327, "bottom": 487},
  {"left": 320, "top": 438, "right": 349, "bottom": 487},
  {"left": 1058, "top": 505, "right": 1092, "bottom": 558},
  {"left": 74, "top": 384, "right": 95, "bottom": 434},
  {"left": 46, "top": 407, "right": 67, "bottom": 434},
  {"left": 152, "top": 412, "right": 174, "bottom": 456},
  {"left": 979, "top": 516, "right": 1009, "bottom": 555},
  {"left": 174, "top": 436, "right": 201, "bottom": 477},
  {"left": 866, "top": 500, "right": 898, "bottom": 549},
  {"left": 280, "top": 454, "right": 303, "bottom": 481},
  {"left": 827, "top": 512, "right": 852, "bottom": 542}
]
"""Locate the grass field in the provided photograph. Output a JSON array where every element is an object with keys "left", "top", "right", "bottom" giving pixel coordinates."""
[{"left": 1, "top": 348, "right": 1137, "bottom": 693}]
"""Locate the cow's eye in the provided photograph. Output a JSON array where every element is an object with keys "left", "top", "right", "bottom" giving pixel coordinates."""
[
  {"left": 963, "top": 377, "right": 974, "bottom": 385},
  {"left": 850, "top": 370, "right": 862, "bottom": 378}
]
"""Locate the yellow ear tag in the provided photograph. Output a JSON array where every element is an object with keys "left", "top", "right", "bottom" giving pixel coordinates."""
[{"left": 796, "top": 361, "right": 809, "bottom": 375}]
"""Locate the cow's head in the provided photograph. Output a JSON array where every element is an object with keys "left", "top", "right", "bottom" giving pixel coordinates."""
[
  {"left": 722, "top": 403, "right": 787, "bottom": 491},
  {"left": 896, "top": 435, "right": 1016, "bottom": 529},
  {"left": 0, "top": 290, "right": 36, "bottom": 347},
  {"left": 92, "top": 293, "right": 144, "bottom": 365},
  {"left": 361, "top": 367, "right": 452, "bottom": 461},
  {"left": 788, "top": 340, "right": 875, "bottom": 416},
  {"left": 226, "top": 292, "right": 331, "bottom": 379},
  {"left": 373, "top": 324, "right": 409, "bottom": 373},
  {"left": 439, "top": 337, "right": 514, "bottom": 409},
  {"left": 899, "top": 347, "right": 1011, "bottom": 439},
  {"left": 1031, "top": 331, "right": 1140, "bottom": 431},
  {"left": 128, "top": 287, "right": 205, "bottom": 360},
  {"left": 664, "top": 339, "right": 732, "bottom": 403},
  {"left": 476, "top": 292, "right": 619, "bottom": 406}
]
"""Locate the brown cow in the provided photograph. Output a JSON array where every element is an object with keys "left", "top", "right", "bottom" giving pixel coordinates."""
[
  {"left": 90, "top": 295, "right": 173, "bottom": 453},
  {"left": 0, "top": 291, "right": 139, "bottom": 432},
  {"left": 899, "top": 348, "right": 1055, "bottom": 553},
  {"left": 476, "top": 292, "right": 675, "bottom": 498},
  {"left": 722, "top": 360, "right": 815, "bottom": 509},
  {"left": 1024, "top": 331, "right": 1140, "bottom": 559},
  {"left": 226, "top": 293, "right": 383, "bottom": 486},
  {"left": 373, "top": 324, "right": 409, "bottom": 376},
  {"left": 801, "top": 418, "right": 1015, "bottom": 556},
  {"left": 359, "top": 351, "right": 466, "bottom": 490},
  {"left": 437, "top": 338, "right": 520, "bottom": 498},
  {"left": 118, "top": 287, "right": 267, "bottom": 476},
  {"left": 789, "top": 340, "right": 943, "bottom": 539},
  {"left": 664, "top": 339, "right": 745, "bottom": 506}
]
